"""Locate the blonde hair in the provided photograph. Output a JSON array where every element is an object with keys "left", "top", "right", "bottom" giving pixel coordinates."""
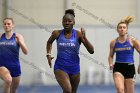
[{"left": 117, "top": 16, "right": 135, "bottom": 28}]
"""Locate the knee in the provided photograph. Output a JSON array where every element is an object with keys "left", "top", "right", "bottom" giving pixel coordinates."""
[
  {"left": 72, "top": 88, "right": 77, "bottom": 93},
  {"left": 72, "top": 90, "right": 76, "bottom": 93},
  {"left": 117, "top": 88, "right": 124, "bottom": 93},
  {"left": 4, "top": 75, "right": 12, "bottom": 86},
  {"left": 63, "top": 90, "right": 72, "bottom": 93},
  {"left": 63, "top": 88, "right": 72, "bottom": 93}
]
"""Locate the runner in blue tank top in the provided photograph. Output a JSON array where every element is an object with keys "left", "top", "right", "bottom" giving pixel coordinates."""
[
  {"left": 108, "top": 16, "right": 140, "bottom": 93},
  {"left": 46, "top": 9, "right": 94, "bottom": 93},
  {"left": 115, "top": 36, "right": 134, "bottom": 63},
  {"left": 0, "top": 18, "right": 28, "bottom": 93},
  {"left": 55, "top": 29, "right": 80, "bottom": 67}
]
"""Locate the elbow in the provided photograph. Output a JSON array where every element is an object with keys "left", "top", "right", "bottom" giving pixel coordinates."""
[
  {"left": 89, "top": 50, "right": 94, "bottom": 54},
  {"left": 89, "top": 46, "right": 94, "bottom": 54},
  {"left": 23, "top": 49, "right": 28, "bottom": 55},
  {"left": 24, "top": 51, "right": 28, "bottom": 55},
  {"left": 90, "top": 51, "right": 94, "bottom": 54},
  {"left": 47, "top": 40, "right": 51, "bottom": 44},
  {"left": 47, "top": 41, "right": 52, "bottom": 46},
  {"left": 87, "top": 46, "right": 94, "bottom": 54},
  {"left": 24, "top": 52, "right": 28, "bottom": 55}
]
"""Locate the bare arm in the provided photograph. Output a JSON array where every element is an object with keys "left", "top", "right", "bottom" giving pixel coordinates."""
[
  {"left": 78, "top": 28, "right": 94, "bottom": 54},
  {"left": 16, "top": 33, "right": 28, "bottom": 55},
  {"left": 108, "top": 40, "right": 115, "bottom": 70},
  {"left": 132, "top": 38, "right": 140, "bottom": 74},
  {"left": 132, "top": 38, "right": 140, "bottom": 54},
  {"left": 47, "top": 30, "right": 59, "bottom": 54},
  {"left": 46, "top": 30, "right": 59, "bottom": 68}
]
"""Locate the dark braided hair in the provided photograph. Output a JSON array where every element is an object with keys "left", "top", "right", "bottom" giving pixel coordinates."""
[{"left": 65, "top": 9, "right": 75, "bottom": 17}]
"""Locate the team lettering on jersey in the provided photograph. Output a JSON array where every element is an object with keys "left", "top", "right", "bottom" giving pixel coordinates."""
[
  {"left": 0, "top": 42, "right": 14, "bottom": 45},
  {"left": 115, "top": 47, "right": 131, "bottom": 51},
  {"left": 59, "top": 42, "right": 75, "bottom": 47}
]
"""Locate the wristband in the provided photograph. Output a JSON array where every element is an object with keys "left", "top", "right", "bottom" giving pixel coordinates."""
[
  {"left": 46, "top": 53, "right": 51, "bottom": 56},
  {"left": 110, "top": 64, "right": 113, "bottom": 67}
]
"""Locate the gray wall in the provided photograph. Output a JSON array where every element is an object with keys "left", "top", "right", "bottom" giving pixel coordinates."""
[{"left": 0, "top": 0, "right": 138, "bottom": 25}]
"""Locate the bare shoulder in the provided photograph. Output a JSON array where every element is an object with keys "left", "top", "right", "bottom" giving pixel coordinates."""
[
  {"left": 15, "top": 33, "right": 20, "bottom": 36},
  {"left": 129, "top": 35, "right": 136, "bottom": 41},
  {"left": 51, "top": 30, "right": 62, "bottom": 38},
  {"left": 129, "top": 35, "right": 140, "bottom": 45},
  {"left": 129, "top": 35, "right": 138, "bottom": 46},
  {"left": 52, "top": 30, "right": 60, "bottom": 35},
  {"left": 110, "top": 39, "right": 116, "bottom": 48},
  {"left": 76, "top": 30, "right": 81, "bottom": 34},
  {"left": 76, "top": 30, "right": 82, "bottom": 38},
  {"left": 15, "top": 33, "right": 23, "bottom": 38}
]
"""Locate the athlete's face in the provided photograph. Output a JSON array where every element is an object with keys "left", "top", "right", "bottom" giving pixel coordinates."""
[
  {"left": 117, "top": 23, "right": 128, "bottom": 36},
  {"left": 3, "top": 19, "right": 14, "bottom": 32},
  {"left": 62, "top": 14, "right": 75, "bottom": 31}
]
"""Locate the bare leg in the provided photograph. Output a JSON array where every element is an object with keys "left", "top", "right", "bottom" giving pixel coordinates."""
[
  {"left": 10, "top": 76, "right": 20, "bottom": 93},
  {"left": 113, "top": 72, "right": 125, "bottom": 93},
  {"left": 0, "top": 67, "right": 12, "bottom": 93},
  {"left": 124, "top": 79, "right": 135, "bottom": 93},
  {"left": 54, "top": 70, "right": 72, "bottom": 93},
  {"left": 70, "top": 73, "right": 80, "bottom": 93}
]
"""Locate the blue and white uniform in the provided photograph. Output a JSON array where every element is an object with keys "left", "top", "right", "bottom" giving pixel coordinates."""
[
  {"left": 54, "top": 29, "right": 80, "bottom": 76},
  {"left": 0, "top": 33, "right": 21, "bottom": 77},
  {"left": 113, "top": 36, "right": 135, "bottom": 78}
]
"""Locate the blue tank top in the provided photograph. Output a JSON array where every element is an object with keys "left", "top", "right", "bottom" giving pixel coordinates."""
[
  {"left": 114, "top": 36, "right": 134, "bottom": 63},
  {"left": 55, "top": 29, "right": 80, "bottom": 66},
  {"left": 0, "top": 33, "right": 20, "bottom": 67}
]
